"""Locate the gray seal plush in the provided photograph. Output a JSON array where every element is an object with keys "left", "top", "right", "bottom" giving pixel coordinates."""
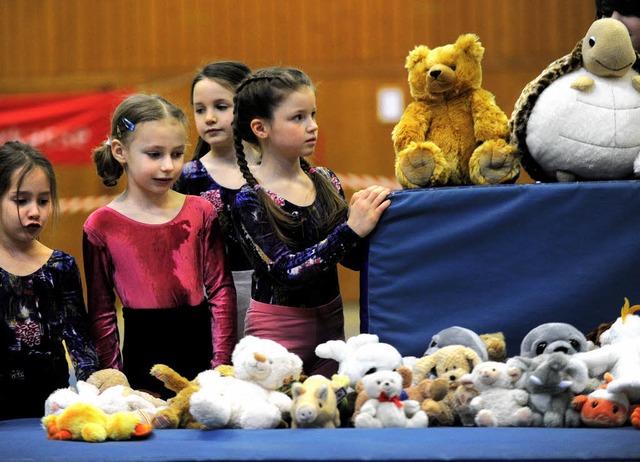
[
  {"left": 424, "top": 326, "right": 489, "bottom": 362},
  {"left": 520, "top": 322, "right": 591, "bottom": 358}
]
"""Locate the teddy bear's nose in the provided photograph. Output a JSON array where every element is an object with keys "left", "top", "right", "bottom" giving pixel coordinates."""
[{"left": 430, "top": 69, "right": 442, "bottom": 79}]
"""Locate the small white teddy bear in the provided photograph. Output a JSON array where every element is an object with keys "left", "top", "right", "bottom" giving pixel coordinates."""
[
  {"left": 354, "top": 370, "right": 429, "bottom": 428},
  {"left": 461, "top": 361, "right": 533, "bottom": 427}
]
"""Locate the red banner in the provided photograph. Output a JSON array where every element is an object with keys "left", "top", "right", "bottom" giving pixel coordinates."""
[{"left": 0, "top": 90, "right": 131, "bottom": 164}]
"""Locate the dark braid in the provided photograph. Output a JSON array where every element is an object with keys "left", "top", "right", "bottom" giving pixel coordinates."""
[{"left": 233, "top": 67, "right": 348, "bottom": 246}]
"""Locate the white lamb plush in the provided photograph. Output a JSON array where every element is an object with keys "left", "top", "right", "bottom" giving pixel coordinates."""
[
  {"left": 462, "top": 361, "right": 533, "bottom": 427},
  {"left": 353, "top": 370, "right": 428, "bottom": 428},
  {"left": 189, "top": 336, "right": 303, "bottom": 429}
]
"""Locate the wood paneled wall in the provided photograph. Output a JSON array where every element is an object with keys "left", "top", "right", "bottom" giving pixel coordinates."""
[{"left": 1, "top": 0, "right": 597, "bottom": 302}]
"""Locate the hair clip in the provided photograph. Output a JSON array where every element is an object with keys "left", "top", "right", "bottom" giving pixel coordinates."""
[{"left": 122, "top": 117, "right": 135, "bottom": 131}]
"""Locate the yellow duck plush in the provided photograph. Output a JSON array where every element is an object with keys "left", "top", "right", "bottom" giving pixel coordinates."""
[
  {"left": 392, "top": 34, "right": 520, "bottom": 188},
  {"left": 42, "top": 402, "right": 153, "bottom": 442}
]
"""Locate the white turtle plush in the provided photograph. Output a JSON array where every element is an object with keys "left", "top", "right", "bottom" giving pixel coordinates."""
[{"left": 510, "top": 18, "right": 640, "bottom": 182}]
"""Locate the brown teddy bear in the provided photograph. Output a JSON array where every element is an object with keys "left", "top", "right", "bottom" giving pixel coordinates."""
[
  {"left": 411, "top": 345, "right": 483, "bottom": 425},
  {"left": 392, "top": 33, "right": 520, "bottom": 188}
]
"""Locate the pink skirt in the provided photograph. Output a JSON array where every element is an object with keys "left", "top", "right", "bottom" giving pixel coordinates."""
[{"left": 245, "top": 296, "right": 345, "bottom": 377}]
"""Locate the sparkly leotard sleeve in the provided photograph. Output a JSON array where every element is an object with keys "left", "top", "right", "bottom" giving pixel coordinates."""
[{"left": 231, "top": 167, "right": 364, "bottom": 307}]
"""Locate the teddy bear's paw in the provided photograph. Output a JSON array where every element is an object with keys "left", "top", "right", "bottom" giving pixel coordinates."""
[
  {"left": 354, "top": 413, "right": 382, "bottom": 428},
  {"left": 470, "top": 140, "right": 520, "bottom": 185},
  {"left": 402, "top": 399, "right": 421, "bottom": 416},
  {"left": 237, "top": 403, "right": 282, "bottom": 429},
  {"left": 407, "top": 410, "right": 429, "bottom": 428},
  {"left": 189, "top": 393, "right": 231, "bottom": 429},
  {"left": 395, "top": 142, "right": 448, "bottom": 188},
  {"left": 475, "top": 409, "right": 498, "bottom": 427},
  {"left": 421, "top": 400, "right": 453, "bottom": 425}
]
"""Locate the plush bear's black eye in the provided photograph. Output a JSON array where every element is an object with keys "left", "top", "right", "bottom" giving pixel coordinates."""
[
  {"left": 450, "top": 65, "right": 456, "bottom": 71},
  {"left": 589, "top": 36, "right": 596, "bottom": 47},
  {"left": 591, "top": 401, "right": 599, "bottom": 408},
  {"left": 612, "top": 405, "right": 619, "bottom": 414},
  {"left": 318, "top": 402, "right": 323, "bottom": 408},
  {"left": 535, "top": 342, "right": 548, "bottom": 355}
]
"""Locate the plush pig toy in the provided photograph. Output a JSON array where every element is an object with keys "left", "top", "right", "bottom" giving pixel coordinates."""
[{"left": 290, "top": 375, "right": 349, "bottom": 429}]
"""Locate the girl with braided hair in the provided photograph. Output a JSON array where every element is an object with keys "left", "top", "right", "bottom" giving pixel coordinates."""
[{"left": 231, "top": 67, "right": 390, "bottom": 376}]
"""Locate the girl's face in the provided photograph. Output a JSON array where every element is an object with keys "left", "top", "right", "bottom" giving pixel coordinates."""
[
  {"left": 193, "top": 78, "right": 236, "bottom": 151},
  {"left": 0, "top": 167, "right": 52, "bottom": 245},
  {"left": 112, "top": 119, "right": 186, "bottom": 196},
  {"left": 262, "top": 86, "right": 318, "bottom": 159}
]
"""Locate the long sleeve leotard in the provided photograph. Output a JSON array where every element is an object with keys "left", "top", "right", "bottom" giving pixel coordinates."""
[{"left": 83, "top": 196, "right": 236, "bottom": 372}]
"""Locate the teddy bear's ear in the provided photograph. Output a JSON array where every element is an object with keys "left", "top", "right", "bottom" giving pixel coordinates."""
[
  {"left": 455, "top": 33, "right": 484, "bottom": 61},
  {"left": 405, "top": 45, "right": 430, "bottom": 70}
]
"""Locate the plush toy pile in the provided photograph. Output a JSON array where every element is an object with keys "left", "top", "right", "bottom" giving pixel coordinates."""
[{"left": 40, "top": 303, "right": 640, "bottom": 436}]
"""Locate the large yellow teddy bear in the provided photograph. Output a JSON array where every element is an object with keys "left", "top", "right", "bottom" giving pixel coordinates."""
[{"left": 392, "top": 34, "right": 520, "bottom": 188}]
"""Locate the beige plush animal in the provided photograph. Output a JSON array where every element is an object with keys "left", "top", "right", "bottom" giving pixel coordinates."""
[
  {"left": 290, "top": 375, "right": 349, "bottom": 429},
  {"left": 411, "top": 345, "right": 483, "bottom": 425},
  {"left": 461, "top": 361, "right": 533, "bottom": 427}
]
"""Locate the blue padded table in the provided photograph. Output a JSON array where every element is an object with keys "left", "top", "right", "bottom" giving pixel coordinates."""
[
  {"left": 2, "top": 417, "right": 640, "bottom": 461},
  {"left": 4, "top": 182, "right": 640, "bottom": 462},
  {"left": 362, "top": 181, "right": 640, "bottom": 358}
]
